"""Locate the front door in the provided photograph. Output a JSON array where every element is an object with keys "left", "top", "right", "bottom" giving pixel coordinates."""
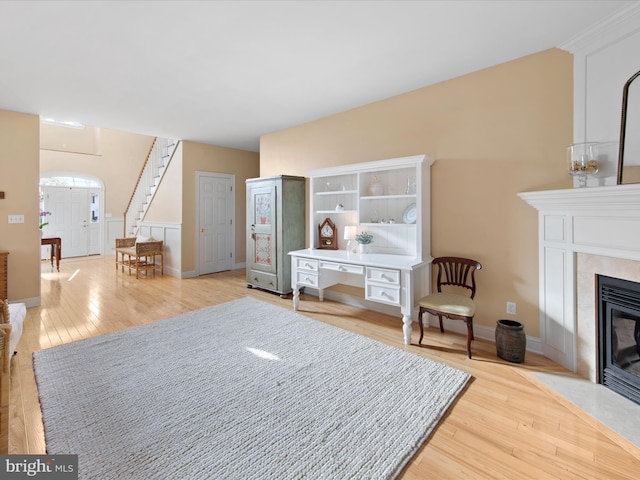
[
  {"left": 43, "top": 186, "right": 95, "bottom": 258},
  {"left": 197, "top": 173, "right": 234, "bottom": 275}
]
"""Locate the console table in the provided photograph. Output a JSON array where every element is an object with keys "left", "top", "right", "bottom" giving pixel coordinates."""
[
  {"left": 289, "top": 249, "right": 426, "bottom": 345},
  {"left": 41, "top": 237, "right": 62, "bottom": 271}
]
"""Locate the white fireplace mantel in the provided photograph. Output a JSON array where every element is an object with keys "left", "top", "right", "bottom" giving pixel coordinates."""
[
  {"left": 519, "top": 183, "right": 640, "bottom": 212},
  {"left": 519, "top": 183, "right": 640, "bottom": 373}
]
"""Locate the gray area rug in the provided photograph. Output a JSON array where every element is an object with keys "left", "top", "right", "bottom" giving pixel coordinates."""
[{"left": 33, "top": 297, "right": 470, "bottom": 480}]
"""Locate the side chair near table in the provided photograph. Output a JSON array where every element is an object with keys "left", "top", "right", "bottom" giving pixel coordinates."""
[{"left": 417, "top": 256, "right": 482, "bottom": 359}]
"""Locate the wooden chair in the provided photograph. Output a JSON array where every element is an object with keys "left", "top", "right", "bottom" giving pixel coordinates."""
[
  {"left": 115, "top": 237, "right": 136, "bottom": 271},
  {"left": 115, "top": 237, "right": 164, "bottom": 279},
  {"left": 0, "top": 300, "right": 12, "bottom": 453},
  {"left": 417, "top": 256, "right": 482, "bottom": 358}
]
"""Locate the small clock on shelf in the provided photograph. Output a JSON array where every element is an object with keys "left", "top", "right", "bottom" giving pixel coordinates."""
[{"left": 317, "top": 217, "right": 338, "bottom": 250}]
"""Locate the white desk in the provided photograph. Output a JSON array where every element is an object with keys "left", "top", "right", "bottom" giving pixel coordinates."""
[{"left": 289, "top": 249, "right": 427, "bottom": 345}]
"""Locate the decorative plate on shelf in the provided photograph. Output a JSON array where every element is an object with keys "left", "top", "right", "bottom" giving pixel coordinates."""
[{"left": 403, "top": 203, "right": 417, "bottom": 224}]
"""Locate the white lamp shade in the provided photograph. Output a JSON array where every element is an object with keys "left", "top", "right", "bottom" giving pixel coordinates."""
[{"left": 344, "top": 225, "right": 357, "bottom": 240}]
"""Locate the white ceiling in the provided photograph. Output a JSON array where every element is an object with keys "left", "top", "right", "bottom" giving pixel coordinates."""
[{"left": 0, "top": 1, "right": 634, "bottom": 152}]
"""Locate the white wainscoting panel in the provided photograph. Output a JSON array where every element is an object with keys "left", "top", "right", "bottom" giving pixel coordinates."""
[
  {"left": 137, "top": 222, "right": 181, "bottom": 277},
  {"left": 106, "top": 218, "right": 125, "bottom": 254}
]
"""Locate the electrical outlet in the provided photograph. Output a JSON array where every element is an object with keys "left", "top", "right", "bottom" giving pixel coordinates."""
[{"left": 506, "top": 301, "right": 517, "bottom": 315}]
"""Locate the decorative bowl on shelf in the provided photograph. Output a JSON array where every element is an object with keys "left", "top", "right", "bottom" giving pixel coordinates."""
[
  {"left": 325, "top": 181, "right": 347, "bottom": 192},
  {"left": 567, "top": 142, "right": 599, "bottom": 188}
]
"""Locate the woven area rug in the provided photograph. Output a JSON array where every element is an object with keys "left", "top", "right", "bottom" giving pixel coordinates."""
[{"left": 33, "top": 297, "right": 470, "bottom": 480}]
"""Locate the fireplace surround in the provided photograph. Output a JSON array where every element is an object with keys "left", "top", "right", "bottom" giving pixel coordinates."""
[{"left": 519, "top": 183, "right": 640, "bottom": 379}]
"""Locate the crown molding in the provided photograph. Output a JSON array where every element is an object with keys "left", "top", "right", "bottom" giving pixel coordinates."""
[{"left": 559, "top": 2, "right": 640, "bottom": 54}]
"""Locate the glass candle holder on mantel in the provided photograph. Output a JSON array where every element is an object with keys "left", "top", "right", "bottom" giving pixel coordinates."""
[{"left": 567, "top": 142, "right": 599, "bottom": 188}]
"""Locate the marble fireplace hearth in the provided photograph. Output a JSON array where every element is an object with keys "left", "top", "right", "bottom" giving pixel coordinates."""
[
  {"left": 530, "top": 252, "right": 640, "bottom": 452},
  {"left": 520, "top": 184, "right": 640, "bottom": 452},
  {"left": 537, "top": 253, "right": 640, "bottom": 450}
]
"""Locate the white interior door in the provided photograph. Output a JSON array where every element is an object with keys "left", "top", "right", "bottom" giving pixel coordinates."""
[{"left": 197, "top": 173, "right": 234, "bottom": 275}]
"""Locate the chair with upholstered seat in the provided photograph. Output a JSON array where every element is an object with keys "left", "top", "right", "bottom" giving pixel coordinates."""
[{"left": 417, "top": 256, "right": 482, "bottom": 358}]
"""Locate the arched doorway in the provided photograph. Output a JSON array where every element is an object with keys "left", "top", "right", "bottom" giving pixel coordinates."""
[{"left": 40, "top": 173, "right": 105, "bottom": 257}]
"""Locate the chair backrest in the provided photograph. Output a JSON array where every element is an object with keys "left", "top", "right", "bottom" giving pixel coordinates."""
[
  {"left": 433, "top": 256, "right": 482, "bottom": 299},
  {"left": 115, "top": 237, "right": 136, "bottom": 249},
  {"left": 0, "top": 302, "right": 11, "bottom": 453},
  {"left": 136, "top": 240, "right": 163, "bottom": 256},
  {"left": 0, "top": 300, "right": 8, "bottom": 325}
]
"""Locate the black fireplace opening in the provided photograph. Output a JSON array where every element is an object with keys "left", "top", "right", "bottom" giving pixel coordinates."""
[{"left": 598, "top": 275, "right": 640, "bottom": 406}]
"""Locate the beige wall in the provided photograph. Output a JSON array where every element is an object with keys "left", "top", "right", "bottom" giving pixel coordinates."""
[
  {"left": 40, "top": 128, "right": 155, "bottom": 216},
  {"left": 260, "top": 48, "right": 574, "bottom": 337},
  {"left": 40, "top": 122, "right": 101, "bottom": 156},
  {"left": 0, "top": 109, "right": 41, "bottom": 303},
  {"left": 180, "top": 141, "right": 260, "bottom": 273}
]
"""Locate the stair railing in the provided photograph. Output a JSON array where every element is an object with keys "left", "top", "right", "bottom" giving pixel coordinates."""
[{"left": 123, "top": 137, "right": 176, "bottom": 237}]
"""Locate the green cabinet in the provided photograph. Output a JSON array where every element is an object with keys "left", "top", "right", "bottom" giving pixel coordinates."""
[{"left": 246, "top": 175, "right": 305, "bottom": 297}]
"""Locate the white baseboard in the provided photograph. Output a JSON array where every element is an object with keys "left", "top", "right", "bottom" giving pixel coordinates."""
[
  {"left": 302, "top": 288, "right": 543, "bottom": 354},
  {"left": 15, "top": 296, "right": 40, "bottom": 308}
]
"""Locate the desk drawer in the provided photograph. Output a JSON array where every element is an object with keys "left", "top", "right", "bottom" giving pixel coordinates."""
[
  {"left": 366, "top": 283, "right": 401, "bottom": 306},
  {"left": 296, "top": 258, "right": 319, "bottom": 272},
  {"left": 296, "top": 271, "right": 319, "bottom": 287},
  {"left": 366, "top": 267, "right": 400, "bottom": 285},
  {"left": 319, "top": 261, "right": 364, "bottom": 275}
]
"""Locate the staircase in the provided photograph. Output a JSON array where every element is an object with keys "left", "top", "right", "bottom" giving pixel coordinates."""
[{"left": 124, "top": 137, "right": 178, "bottom": 237}]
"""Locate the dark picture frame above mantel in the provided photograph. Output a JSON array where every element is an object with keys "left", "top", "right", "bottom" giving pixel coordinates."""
[{"left": 617, "top": 69, "right": 640, "bottom": 184}]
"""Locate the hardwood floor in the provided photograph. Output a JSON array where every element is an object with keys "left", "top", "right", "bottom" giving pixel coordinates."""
[{"left": 9, "top": 255, "right": 640, "bottom": 478}]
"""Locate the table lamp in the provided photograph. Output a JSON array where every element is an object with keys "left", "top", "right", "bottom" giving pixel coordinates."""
[{"left": 344, "top": 226, "right": 357, "bottom": 254}]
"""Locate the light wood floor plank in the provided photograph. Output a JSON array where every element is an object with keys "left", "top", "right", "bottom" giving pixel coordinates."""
[{"left": 7, "top": 256, "right": 640, "bottom": 479}]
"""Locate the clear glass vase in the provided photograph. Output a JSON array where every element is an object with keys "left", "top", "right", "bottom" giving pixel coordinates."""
[{"left": 567, "top": 142, "right": 599, "bottom": 188}]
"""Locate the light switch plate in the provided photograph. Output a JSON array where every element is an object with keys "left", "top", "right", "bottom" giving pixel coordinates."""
[{"left": 8, "top": 214, "right": 24, "bottom": 224}]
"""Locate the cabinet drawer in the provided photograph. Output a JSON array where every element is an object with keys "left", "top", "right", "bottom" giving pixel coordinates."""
[
  {"left": 366, "top": 284, "right": 401, "bottom": 306},
  {"left": 247, "top": 270, "right": 278, "bottom": 290},
  {"left": 296, "top": 271, "right": 319, "bottom": 287},
  {"left": 319, "top": 261, "right": 364, "bottom": 275},
  {"left": 366, "top": 267, "right": 400, "bottom": 285},
  {"left": 296, "top": 258, "right": 319, "bottom": 272}
]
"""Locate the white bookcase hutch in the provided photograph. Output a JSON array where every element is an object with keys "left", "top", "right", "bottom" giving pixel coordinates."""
[{"left": 308, "top": 154, "right": 433, "bottom": 260}]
